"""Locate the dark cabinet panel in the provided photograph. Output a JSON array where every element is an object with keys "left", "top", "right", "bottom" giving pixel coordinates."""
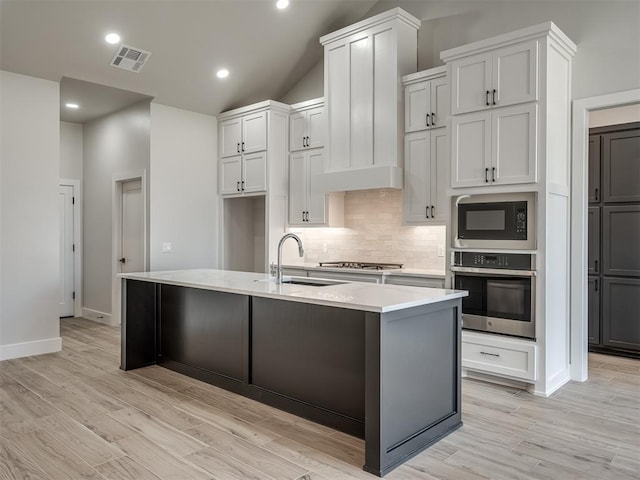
[
  {"left": 588, "top": 207, "right": 600, "bottom": 275},
  {"left": 588, "top": 134, "right": 601, "bottom": 204},
  {"left": 588, "top": 276, "right": 600, "bottom": 345},
  {"left": 251, "top": 297, "right": 366, "bottom": 421},
  {"left": 602, "top": 277, "right": 640, "bottom": 351},
  {"left": 602, "top": 128, "right": 640, "bottom": 203},
  {"left": 602, "top": 205, "right": 640, "bottom": 277},
  {"left": 122, "top": 279, "right": 157, "bottom": 370},
  {"left": 160, "top": 285, "right": 248, "bottom": 381}
]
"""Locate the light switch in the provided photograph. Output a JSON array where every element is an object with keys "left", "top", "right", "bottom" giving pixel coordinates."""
[{"left": 162, "top": 242, "right": 172, "bottom": 253}]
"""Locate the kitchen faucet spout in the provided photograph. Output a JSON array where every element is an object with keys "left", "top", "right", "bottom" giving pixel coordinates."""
[{"left": 276, "top": 233, "right": 304, "bottom": 283}]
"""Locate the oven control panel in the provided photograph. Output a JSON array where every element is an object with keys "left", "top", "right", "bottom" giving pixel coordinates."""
[
  {"left": 453, "top": 252, "right": 533, "bottom": 270},
  {"left": 515, "top": 207, "right": 527, "bottom": 238}
]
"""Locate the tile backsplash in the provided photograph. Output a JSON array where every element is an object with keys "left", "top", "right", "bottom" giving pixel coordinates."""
[{"left": 282, "top": 189, "right": 446, "bottom": 271}]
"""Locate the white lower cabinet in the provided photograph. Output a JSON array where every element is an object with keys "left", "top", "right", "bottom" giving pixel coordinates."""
[
  {"left": 404, "top": 129, "right": 448, "bottom": 224},
  {"left": 462, "top": 331, "right": 537, "bottom": 382}
]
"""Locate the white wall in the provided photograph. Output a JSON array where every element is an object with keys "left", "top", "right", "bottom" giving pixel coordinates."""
[
  {"left": 284, "top": 1, "right": 640, "bottom": 102},
  {"left": 82, "top": 100, "right": 150, "bottom": 316},
  {"left": 149, "top": 103, "right": 218, "bottom": 270},
  {"left": 0, "top": 70, "right": 61, "bottom": 360},
  {"left": 279, "top": 61, "right": 324, "bottom": 105},
  {"left": 60, "top": 121, "right": 82, "bottom": 180}
]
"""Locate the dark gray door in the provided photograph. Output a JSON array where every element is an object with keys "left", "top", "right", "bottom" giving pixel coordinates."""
[
  {"left": 602, "top": 128, "right": 640, "bottom": 203},
  {"left": 602, "top": 205, "right": 640, "bottom": 277},
  {"left": 602, "top": 277, "right": 640, "bottom": 351},
  {"left": 588, "top": 207, "right": 600, "bottom": 275},
  {"left": 588, "top": 134, "right": 601, "bottom": 203},
  {"left": 588, "top": 276, "right": 600, "bottom": 345}
]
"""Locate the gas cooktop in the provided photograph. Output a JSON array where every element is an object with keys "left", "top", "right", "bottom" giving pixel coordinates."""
[{"left": 318, "top": 261, "right": 403, "bottom": 270}]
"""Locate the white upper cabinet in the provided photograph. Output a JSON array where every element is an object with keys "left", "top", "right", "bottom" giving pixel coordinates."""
[
  {"left": 217, "top": 100, "right": 289, "bottom": 197},
  {"left": 289, "top": 100, "right": 324, "bottom": 152},
  {"left": 443, "top": 22, "right": 575, "bottom": 189},
  {"left": 219, "top": 111, "right": 267, "bottom": 158},
  {"left": 450, "top": 40, "right": 538, "bottom": 115},
  {"left": 404, "top": 67, "right": 449, "bottom": 133},
  {"left": 317, "top": 8, "right": 419, "bottom": 192},
  {"left": 403, "top": 128, "right": 448, "bottom": 225}
]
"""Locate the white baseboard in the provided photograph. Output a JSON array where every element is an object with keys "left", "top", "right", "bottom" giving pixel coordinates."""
[
  {"left": 0, "top": 337, "right": 62, "bottom": 361},
  {"left": 81, "top": 308, "right": 115, "bottom": 326},
  {"left": 533, "top": 368, "right": 571, "bottom": 397}
]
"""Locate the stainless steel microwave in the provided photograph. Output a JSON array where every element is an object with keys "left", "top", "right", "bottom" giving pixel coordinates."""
[{"left": 452, "top": 192, "right": 536, "bottom": 250}]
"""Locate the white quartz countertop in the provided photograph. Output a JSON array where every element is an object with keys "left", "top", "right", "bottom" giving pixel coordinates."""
[
  {"left": 283, "top": 263, "right": 446, "bottom": 278},
  {"left": 119, "top": 269, "right": 465, "bottom": 313}
]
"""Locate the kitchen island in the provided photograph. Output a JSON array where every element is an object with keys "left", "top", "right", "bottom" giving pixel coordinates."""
[{"left": 119, "top": 269, "right": 467, "bottom": 476}]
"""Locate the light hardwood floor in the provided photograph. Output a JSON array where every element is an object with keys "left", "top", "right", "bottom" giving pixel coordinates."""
[{"left": 1, "top": 317, "right": 639, "bottom": 480}]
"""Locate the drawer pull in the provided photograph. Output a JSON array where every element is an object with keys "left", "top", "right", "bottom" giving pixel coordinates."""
[{"left": 480, "top": 351, "right": 500, "bottom": 357}]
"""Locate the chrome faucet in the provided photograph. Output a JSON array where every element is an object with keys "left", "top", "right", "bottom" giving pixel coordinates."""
[{"left": 276, "top": 233, "right": 304, "bottom": 283}]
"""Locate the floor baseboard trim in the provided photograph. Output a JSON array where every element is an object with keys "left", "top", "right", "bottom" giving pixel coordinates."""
[
  {"left": 81, "top": 308, "right": 115, "bottom": 326},
  {"left": 0, "top": 337, "right": 62, "bottom": 361}
]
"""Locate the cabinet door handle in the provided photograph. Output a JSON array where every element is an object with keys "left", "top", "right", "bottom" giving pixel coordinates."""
[
  {"left": 241, "top": 142, "right": 245, "bottom": 152},
  {"left": 480, "top": 351, "right": 500, "bottom": 357},
  {"left": 492, "top": 89, "right": 496, "bottom": 105},
  {"left": 237, "top": 143, "right": 240, "bottom": 153},
  {"left": 485, "top": 168, "right": 489, "bottom": 183},
  {"left": 426, "top": 206, "right": 430, "bottom": 219},
  {"left": 431, "top": 112, "right": 436, "bottom": 126},
  {"left": 486, "top": 91, "right": 490, "bottom": 106},
  {"left": 492, "top": 167, "right": 496, "bottom": 182},
  {"left": 307, "top": 136, "right": 311, "bottom": 147},
  {"left": 431, "top": 205, "right": 435, "bottom": 218},
  {"left": 595, "top": 187, "right": 599, "bottom": 202},
  {"left": 594, "top": 259, "right": 598, "bottom": 273},
  {"left": 595, "top": 278, "right": 598, "bottom": 292},
  {"left": 426, "top": 113, "right": 430, "bottom": 127},
  {"left": 241, "top": 181, "right": 245, "bottom": 191},
  {"left": 302, "top": 137, "right": 306, "bottom": 148},
  {"left": 236, "top": 181, "right": 240, "bottom": 192}
]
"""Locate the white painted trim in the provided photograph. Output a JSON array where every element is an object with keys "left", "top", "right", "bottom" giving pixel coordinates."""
[
  {"left": 59, "top": 179, "right": 82, "bottom": 317},
  {"left": 0, "top": 337, "right": 62, "bottom": 361},
  {"left": 532, "top": 368, "right": 571, "bottom": 397},
  {"left": 111, "top": 169, "right": 148, "bottom": 326},
  {"left": 570, "top": 88, "right": 640, "bottom": 382},
  {"left": 81, "top": 307, "right": 115, "bottom": 326}
]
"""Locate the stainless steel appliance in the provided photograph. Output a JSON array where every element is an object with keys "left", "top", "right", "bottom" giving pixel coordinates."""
[
  {"left": 453, "top": 192, "right": 536, "bottom": 250},
  {"left": 318, "top": 261, "right": 403, "bottom": 270},
  {"left": 451, "top": 252, "right": 536, "bottom": 339}
]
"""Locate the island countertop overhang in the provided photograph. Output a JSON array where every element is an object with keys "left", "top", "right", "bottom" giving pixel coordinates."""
[{"left": 119, "top": 268, "right": 467, "bottom": 313}]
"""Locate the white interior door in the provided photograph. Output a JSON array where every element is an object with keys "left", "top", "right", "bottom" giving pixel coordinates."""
[
  {"left": 120, "top": 179, "right": 144, "bottom": 273},
  {"left": 59, "top": 185, "right": 74, "bottom": 317}
]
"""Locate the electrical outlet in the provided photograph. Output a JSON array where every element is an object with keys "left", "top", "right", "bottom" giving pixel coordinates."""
[
  {"left": 437, "top": 246, "right": 445, "bottom": 257},
  {"left": 162, "top": 242, "right": 172, "bottom": 253}
]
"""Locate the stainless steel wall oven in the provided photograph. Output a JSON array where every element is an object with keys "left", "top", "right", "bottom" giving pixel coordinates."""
[{"left": 452, "top": 252, "right": 536, "bottom": 339}]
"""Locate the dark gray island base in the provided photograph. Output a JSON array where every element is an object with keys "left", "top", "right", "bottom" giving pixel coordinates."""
[{"left": 121, "top": 278, "right": 462, "bottom": 476}]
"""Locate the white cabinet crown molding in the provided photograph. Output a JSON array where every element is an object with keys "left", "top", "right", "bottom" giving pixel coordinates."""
[
  {"left": 290, "top": 97, "right": 324, "bottom": 111},
  {"left": 217, "top": 99, "right": 290, "bottom": 120},
  {"left": 319, "top": 7, "right": 420, "bottom": 46},
  {"left": 401, "top": 65, "right": 447, "bottom": 86},
  {"left": 440, "top": 21, "right": 576, "bottom": 63}
]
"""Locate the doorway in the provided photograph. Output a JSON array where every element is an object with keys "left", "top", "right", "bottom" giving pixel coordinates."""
[
  {"left": 570, "top": 89, "right": 640, "bottom": 381},
  {"left": 111, "top": 171, "right": 148, "bottom": 326},
  {"left": 59, "top": 180, "right": 81, "bottom": 318}
]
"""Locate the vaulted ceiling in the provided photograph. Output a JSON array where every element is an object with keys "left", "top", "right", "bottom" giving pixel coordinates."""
[{"left": 0, "top": 0, "right": 381, "bottom": 121}]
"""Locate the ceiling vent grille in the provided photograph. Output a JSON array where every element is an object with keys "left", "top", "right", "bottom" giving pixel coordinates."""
[{"left": 110, "top": 45, "right": 152, "bottom": 73}]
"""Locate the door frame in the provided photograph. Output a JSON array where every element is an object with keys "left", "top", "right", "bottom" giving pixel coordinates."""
[
  {"left": 111, "top": 170, "right": 148, "bottom": 326},
  {"left": 59, "top": 179, "right": 82, "bottom": 317},
  {"left": 570, "top": 88, "right": 640, "bottom": 381}
]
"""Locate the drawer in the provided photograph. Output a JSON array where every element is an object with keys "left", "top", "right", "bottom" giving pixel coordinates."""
[
  {"left": 309, "top": 271, "right": 382, "bottom": 284},
  {"left": 462, "top": 333, "right": 536, "bottom": 382},
  {"left": 384, "top": 275, "right": 444, "bottom": 288}
]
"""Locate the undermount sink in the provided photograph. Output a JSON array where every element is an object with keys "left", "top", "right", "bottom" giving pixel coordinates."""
[{"left": 257, "top": 276, "right": 345, "bottom": 287}]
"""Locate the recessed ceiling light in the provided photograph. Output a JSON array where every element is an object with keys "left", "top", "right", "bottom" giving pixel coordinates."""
[
  {"left": 276, "top": 0, "right": 289, "bottom": 9},
  {"left": 216, "top": 69, "right": 229, "bottom": 79},
  {"left": 105, "top": 33, "right": 121, "bottom": 45},
  {"left": 65, "top": 103, "right": 79, "bottom": 109}
]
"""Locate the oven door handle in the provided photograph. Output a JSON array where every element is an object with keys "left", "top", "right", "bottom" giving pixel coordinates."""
[{"left": 450, "top": 266, "right": 537, "bottom": 277}]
